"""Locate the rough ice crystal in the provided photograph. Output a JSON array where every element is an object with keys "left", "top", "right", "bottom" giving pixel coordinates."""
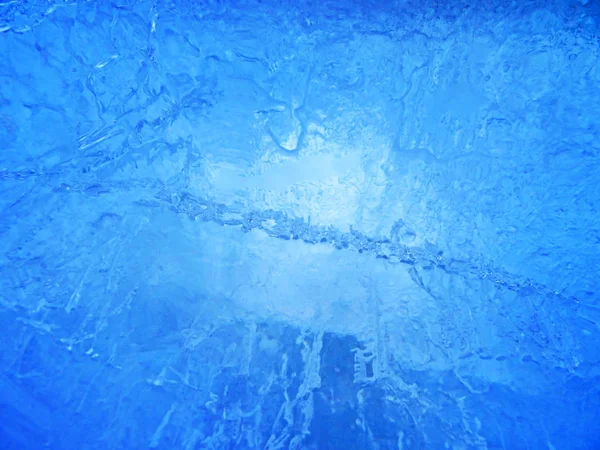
[{"left": 1, "top": 0, "right": 599, "bottom": 449}]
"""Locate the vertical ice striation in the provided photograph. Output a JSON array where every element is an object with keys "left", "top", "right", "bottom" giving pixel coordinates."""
[{"left": 1, "top": 0, "right": 599, "bottom": 448}]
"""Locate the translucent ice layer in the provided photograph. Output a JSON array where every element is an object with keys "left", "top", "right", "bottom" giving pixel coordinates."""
[{"left": 0, "top": 1, "right": 599, "bottom": 449}]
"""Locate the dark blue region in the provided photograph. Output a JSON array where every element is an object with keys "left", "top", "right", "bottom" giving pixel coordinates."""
[
  {"left": 1, "top": 324, "right": 599, "bottom": 449},
  {"left": 1, "top": 0, "right": 600, "bottom": 449}
]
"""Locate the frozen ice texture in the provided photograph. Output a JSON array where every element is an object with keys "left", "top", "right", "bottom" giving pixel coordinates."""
[{"left": 0, "top": 0, "right": 599, "bottom": 448}]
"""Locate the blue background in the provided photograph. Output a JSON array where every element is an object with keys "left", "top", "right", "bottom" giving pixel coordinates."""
[{"left": 1, "top": 0, "right": 599, "bottom": 448}]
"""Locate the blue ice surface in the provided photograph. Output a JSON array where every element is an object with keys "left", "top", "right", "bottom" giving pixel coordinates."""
[{"left": 0, "top": 0, "right": 599, "bottom": 448}]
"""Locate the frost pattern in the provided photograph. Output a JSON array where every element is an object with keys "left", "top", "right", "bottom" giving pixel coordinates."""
[{"left": 1, "top": 0, "right": 599, "bottom": 449}]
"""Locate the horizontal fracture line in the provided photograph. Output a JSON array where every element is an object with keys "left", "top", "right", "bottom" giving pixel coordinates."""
[{"left": 141, "top": 188, "right": 579, "bottom": 305}]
